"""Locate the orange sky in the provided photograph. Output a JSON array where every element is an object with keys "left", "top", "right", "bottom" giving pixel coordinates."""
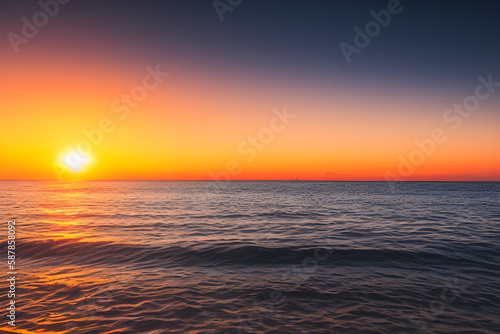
[
  {"left": 1, "top": 8, "right": 499, "bottom": 181},
  {"left": 1, "top": 50, "right": 499, "bottom": 181}
]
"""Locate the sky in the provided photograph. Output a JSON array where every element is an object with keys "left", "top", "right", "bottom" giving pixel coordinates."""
[{"left": 1, "top": 0, "right": 499, "bottom": 181}]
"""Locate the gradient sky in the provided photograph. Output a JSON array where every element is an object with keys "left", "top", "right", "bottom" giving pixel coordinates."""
[{"left": 1, "top": 0, "right": 499, "bottom": 181}]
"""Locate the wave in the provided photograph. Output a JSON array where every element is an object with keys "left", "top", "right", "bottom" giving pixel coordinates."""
[
  {"left": 10, "top": 239, "right": 500, "bottom": 269},
  {"left": 27, "top": 210, "right": 339, "bottom": 222}
]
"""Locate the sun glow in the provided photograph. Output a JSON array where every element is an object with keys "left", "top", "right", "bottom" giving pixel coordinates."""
[{"left": 62, "top": 151, "right": 91, "bottom": 172}]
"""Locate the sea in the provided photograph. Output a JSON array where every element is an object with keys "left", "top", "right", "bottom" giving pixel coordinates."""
[{"left": 1, "top": 181, "right": 499, "bottom": 333}]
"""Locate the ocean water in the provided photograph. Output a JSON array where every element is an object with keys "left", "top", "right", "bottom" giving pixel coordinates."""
[{"left": 1, "top": 181, "right": 499, "bottom": 334}]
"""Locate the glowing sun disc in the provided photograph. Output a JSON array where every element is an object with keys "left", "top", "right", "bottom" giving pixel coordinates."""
[{"left": 63, "top": 151, "right": 90, "bottom": 172}]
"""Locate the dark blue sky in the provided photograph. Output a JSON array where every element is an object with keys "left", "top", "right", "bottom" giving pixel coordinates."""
[{"left": 2, "top": 0, "right": 499, "bottom": 95}]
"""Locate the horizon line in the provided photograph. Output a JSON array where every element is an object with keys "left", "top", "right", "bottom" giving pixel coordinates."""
[{"left": 1, "top": 179, "right": 499, "bottom": 182}]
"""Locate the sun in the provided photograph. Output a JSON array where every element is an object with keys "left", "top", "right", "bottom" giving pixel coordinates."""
[{"left": 62, "top": 151, "right": 91, "bottom": 172}]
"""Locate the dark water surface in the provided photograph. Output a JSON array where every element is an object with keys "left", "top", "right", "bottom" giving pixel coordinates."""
[{"left": 1, "top": 181, "right": 499, "bottom": 333}]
